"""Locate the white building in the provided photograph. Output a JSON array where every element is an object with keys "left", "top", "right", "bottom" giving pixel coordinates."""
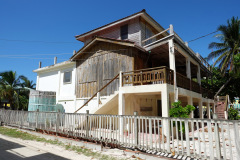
[{"left": 34, "top": 60, "right": 77, "bottom": 113}]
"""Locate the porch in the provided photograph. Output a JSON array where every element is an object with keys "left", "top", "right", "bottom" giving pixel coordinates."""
[{"left": 121, "top": 66, "right": 213, "bottom": 99}]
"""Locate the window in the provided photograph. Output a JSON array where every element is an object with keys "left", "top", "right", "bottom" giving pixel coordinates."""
[
  {"left": 63, "top": 71, "right": 72, "bottom": 83},
  {"left": 120, "top": 24, "right": 128, "bottom": 40},
  {"left": 145, "top": 27, "right": 154, "bottom": 45}
]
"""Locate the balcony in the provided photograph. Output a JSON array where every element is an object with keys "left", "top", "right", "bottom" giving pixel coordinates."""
[{"left": 122, "top": 66, "right": 213, "bottom": 99}]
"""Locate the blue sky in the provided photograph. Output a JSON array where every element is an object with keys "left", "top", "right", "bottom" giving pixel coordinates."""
[{"left": 0, "top": 0, "right": 239, "bottom": 83}]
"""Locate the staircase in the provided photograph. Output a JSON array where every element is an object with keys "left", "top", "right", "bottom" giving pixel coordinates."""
[
  {"left": 74, "top": 74, "right": 120, "bottom": 114},
  {"left": 94, "top": 91, "right": 119, "bottom": 114},
  {"left": 215, "top": 95, "right": 229, "bottom": 119}
]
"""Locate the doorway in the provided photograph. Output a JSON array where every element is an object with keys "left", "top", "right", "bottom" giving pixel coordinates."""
[{"left": 157, "top": 100, "right": 162, "bottom": 117}]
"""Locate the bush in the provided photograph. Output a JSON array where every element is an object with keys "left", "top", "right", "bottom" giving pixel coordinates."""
[
  {"left": 169, "top": 101, "right": 195, "bottom": 118},
  {"left": 228, "top": 108, "right": 240, "bottom": 120},
  {"left": 169, "top": 101, "right": 195, "bottom": 139}
]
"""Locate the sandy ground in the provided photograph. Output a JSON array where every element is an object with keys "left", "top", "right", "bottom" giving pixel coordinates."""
[
  {"left": 0, "top": 128, "right": 171, "bottom": 160},
  {"left": 0, "top": 133, "right": 93, "bottom": 160}
]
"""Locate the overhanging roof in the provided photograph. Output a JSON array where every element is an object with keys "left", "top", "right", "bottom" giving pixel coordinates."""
[
  {"left": 71, "top": 37, "right": 146, "bottom": 60},
  {"left": 75, "top": 9, "right": 167, "bottom": 42},
  {"left": 33, "top": 60, "right": 75, "bottom": 73}
]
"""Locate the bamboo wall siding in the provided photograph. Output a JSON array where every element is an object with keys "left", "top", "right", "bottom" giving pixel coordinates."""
[{"left": 76, "top": 42, "right": 138, "bottom": 98}]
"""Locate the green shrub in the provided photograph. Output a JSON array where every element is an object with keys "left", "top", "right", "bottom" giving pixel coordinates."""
[
  {"left": 228, "top": 108, "right": 240, "bottom": 120},
  {"left": 169, "top": 101, "right": 195, "bottom": 118},
  {"left": 169, "top": 101, "right": 195, "bottom": 138}
]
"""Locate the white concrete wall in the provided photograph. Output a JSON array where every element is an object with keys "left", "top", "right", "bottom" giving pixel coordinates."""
[
  {"left": 58, "top": 67, "right": 76, "bottom": 99},
  {"left": 37, "top": 71, "right": 58, "bottom": 92},
  {"left": 36, "top": 63, "right": 77, "bottom": 113}
]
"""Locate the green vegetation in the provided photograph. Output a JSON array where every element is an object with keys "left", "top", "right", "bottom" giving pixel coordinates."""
[
  {"left": 169, "top": 101, "right": 195, "bottom": 118},
  {"left": 207, "top": 17, "right": 240, "bottom": 98},
  {"left": 228, "top": 108, "right": 240, "bottom": 120},
  {"left": 201, "top": 67, "right": 240, "bottom": 101},
  {"left": 0, "top": 71, "right": 35, "bottom": 110},
  {"left": 169, "top": 101, "right": 195, "bottom": 138},
  {"left": 0, "top": 127, "right": 128, "bottom": 160}
]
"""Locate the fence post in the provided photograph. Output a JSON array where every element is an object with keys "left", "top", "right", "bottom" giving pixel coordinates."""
[
  {"left": 165, "top": 118, "right": 171, "bottom": 153},
  {"left": 184, "top": 119, "right": 190, "bottom": 157},
  {"left": 134, "top": 112, "right": 138, "bottom": 149},
  {"left": 0, "top": 109, "right": 2, "bottom": 126},
  {"left": 35, "top": 109, "right": 39, "bottom": 131},
  {"left": 213, "top": 114, "right": 221, "bottom": 159},
  {"left": 86, "top": 110, "right": 89, "bottom": 138},
  {"left": 234, "top": 122, "right": 240, "bottom": 159},
  {"left": 20, "top": 109, "right": 24, "bottom": 129},
  {"left": 56, "top": 109, "right": 60, "bottom": 136}
]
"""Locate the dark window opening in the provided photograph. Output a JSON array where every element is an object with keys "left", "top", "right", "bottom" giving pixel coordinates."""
[
  {"left": 63, "top": 71, "right": 72, "bottom": 83},
  {"left": 121, "top": 24, "right": 128, "bottom": 40}
]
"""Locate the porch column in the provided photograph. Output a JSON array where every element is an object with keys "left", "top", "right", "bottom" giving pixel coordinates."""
[
  {"left": 186, "top": 57, "right": 191, "bottom": 79},
  {"left": 118, "top": 91, "right": 125, "bottom": 143},
  {"left": 207, "top": 103, "right": 211, "bottom": 119},
  {"left": 198, "top": 99, "right": 203, "bottom": 118},
  {"left": 161, "top": 86, "right": 170, "bottom": 118},
  {"left": 161, "top": 85, "right": 170, "bottom": 153},
  {"left": 187, "top": 96, "right": 194, "bottom": 118},
  {"left": 168, "top": 38, "right": 177, "bottom": 102},
  {"left": 197, "top": 65, "right": 201, "bottom": 85}
]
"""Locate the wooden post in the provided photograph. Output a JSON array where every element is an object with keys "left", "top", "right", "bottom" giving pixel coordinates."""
[
  {"left": 163, "top": 67, "right": 167, "bottom": 83},
  {"left": 35, "top": 109, "right": 39, "bottom": 131},
  {"left": 170, "top": 24, "right": 174, "bottom": 34},
  {"left": 86, "top": 110, "right": 89, "bottom": 138},
  {"left": 56, "top": 109, "right": 60, "bottom": 135},
  {"left": 20, "top": 109, "right": 24, "bottom": 128},
  {"left": 213, "top": 114, "right": 221, "bottom": 159},
  {"left": 134, "top": 111, "right": 138, "bottom": 149},
  {"left": 119, "top": 71, "right": 122, "bottom": 87}
]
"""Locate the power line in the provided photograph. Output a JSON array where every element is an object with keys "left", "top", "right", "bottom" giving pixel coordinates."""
[
  {"left": 0, "top": 38, "right": 80, "bottom": 44},
  {"left": 0, "top": 53, "right": 73, "bottom": 57},
  {"left": 188, "top": 31, "right": 219, "bottom": 43},
  {"left": 0, "top": 49, "right": 127, "bottom": 58},
  {"left": 0, "top": 57, "right": 68, "bottom": 60}
]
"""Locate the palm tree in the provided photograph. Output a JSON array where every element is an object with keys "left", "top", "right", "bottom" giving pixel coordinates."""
[
  {"left": 0, "top": 71, "right": 23, "bottom": 109},
  {"left": 207, "top": 17, "right": 240, "bottom": 97},
  {"left": 21, "top": 76, "right": 36, "bottom": 89}
]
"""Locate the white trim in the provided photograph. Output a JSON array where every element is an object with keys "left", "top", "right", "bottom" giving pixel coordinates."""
[
  {"left": 33, "top": 61, "right": 75, "bottom": 73},
  {"left": 76, "top": 13, "right": 144, "bottom": 40}
]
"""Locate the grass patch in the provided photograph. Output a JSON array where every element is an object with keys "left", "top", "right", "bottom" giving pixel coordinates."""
[{"left": 0, "top": 126, "right": 128, "bottom": 160}]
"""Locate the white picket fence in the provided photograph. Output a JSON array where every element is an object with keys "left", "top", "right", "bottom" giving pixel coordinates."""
[{"left": 0, "top": 109, "right": 239, "bottom": 160}]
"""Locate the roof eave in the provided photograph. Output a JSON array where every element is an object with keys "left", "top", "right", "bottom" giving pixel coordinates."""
[
  {"left": 71, "top": 37, "right": 146, "bottom": 60},
  {"left": 75, "top": 10, "right": 146, "bottom": 41}
]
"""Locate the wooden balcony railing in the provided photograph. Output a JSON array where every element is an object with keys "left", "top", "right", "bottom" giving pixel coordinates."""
[
  {"left": 191, "top": 80, "right": 201, "bottom": 93},
  {"left": 122, "top": 66, "right": 174, "bottom": 86},
  {"left": 176, "top": 72, "right": 191, "bottom": 90},
  {"left": 122, "top": 66, "right": 212, "bottom": 99}
]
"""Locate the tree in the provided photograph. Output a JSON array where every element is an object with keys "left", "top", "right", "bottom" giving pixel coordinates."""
[
  {"left": 21, "top": 76, "right": 36, "bottom": 89},
  {"left": 0, "top": 71, "right": 24, "bottom": 109},
  {"left": 201, "top": 67, "right": 240, "bottom": 101},
  {"left": 207, "top": 17, "right": 240, "bottom": 97}
]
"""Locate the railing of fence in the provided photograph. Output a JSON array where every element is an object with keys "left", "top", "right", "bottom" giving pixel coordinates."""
[{"left": 0, "top": 109, "right": 239, "bottom": 160}]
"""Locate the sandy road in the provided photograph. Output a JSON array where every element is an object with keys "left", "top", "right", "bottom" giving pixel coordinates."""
[{"left": 0, "top": 134, "right": 92, "bottom": 160}]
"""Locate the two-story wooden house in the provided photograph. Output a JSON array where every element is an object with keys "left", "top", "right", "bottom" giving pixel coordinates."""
[
  {"left": 71, "top": 9, "right": 214, "bottom": 119},
  {"left": 35, "top": 9, "right": 214, "bottom": 118}
]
